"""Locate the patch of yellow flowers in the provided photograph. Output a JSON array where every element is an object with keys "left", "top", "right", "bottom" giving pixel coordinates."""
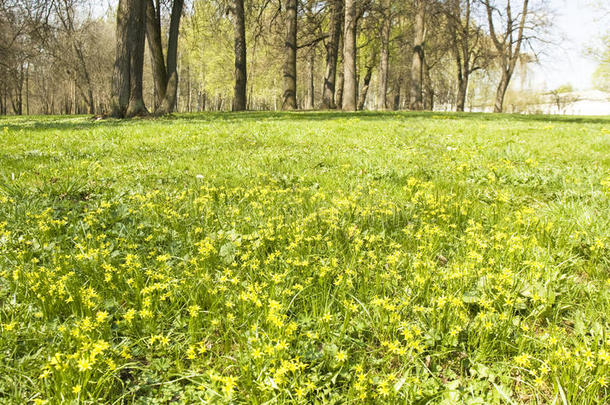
[{"left": 0, "top": 177, "right": 608, "bottom": 403}]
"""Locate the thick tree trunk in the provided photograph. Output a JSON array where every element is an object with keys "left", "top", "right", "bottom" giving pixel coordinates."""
[
  {"left": 424, "top": 62, "right": 433, "bottom": 110},
  {"left": 342, "top": 0, "right": 357, "bottom": 111},
  {"left": 125, "top": 0, "right": 148, "bottom": 117},
  {"left": 110, "top": 0, "right": 132, "bottom": 117},
  {"left": 358, "top": 64, "right": 373, "bottom": 110},
  {"left": 146, "top": 0, "right": 167, "bottom": 109},
  {"left": 456, "top": 75, "right": 468, "bottom": 112},
  {"left": 377, "top": 0, "right": 391, "bottom": 110},
  {"left": 322, "top": 0, "right": 343, "bottom": 109},
  {"left": 282, "top": 0, "right": 298, "bottom": 110},
  {"left": 232, "top": 0, "right": 247, "bottom": 111},
  {"left": 410, "top": 0, "right": 425, "bottom": 111},
  {"left": 494, "top": 70, "right": 510, "bottom": 113}
]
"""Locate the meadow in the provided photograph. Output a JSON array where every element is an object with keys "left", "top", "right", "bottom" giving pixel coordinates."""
[{"left": 0, "top": 111, "right": 609, "bottom": 404}]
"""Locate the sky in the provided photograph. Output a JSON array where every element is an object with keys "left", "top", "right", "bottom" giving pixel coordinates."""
[{"left": 529, "top": 0, "right": 608, "bottom": 91}]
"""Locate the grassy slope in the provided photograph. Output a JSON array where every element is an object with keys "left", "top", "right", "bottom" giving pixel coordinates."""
[{"left": 0, "top": 112, "right": 609, "bottom": 403}]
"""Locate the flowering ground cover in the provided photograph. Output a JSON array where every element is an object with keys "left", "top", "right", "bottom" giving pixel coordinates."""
[{"left": 0, "top": 112, "right": 609, "bottom": 404}]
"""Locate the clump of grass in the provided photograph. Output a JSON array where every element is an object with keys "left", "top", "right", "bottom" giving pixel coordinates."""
[{"left": 0, "top": 112, "right": 609, "bottom": 403}]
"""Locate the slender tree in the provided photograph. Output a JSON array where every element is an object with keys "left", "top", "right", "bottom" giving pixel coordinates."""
[
  {"left": 307, "top": 50, "right": 315, "bottom": 109},
  {"left": 410, "top": 0, "right": 425, "bottom": 110},
  {"left": 446, "top": 0, "right": 489, "bottom": 112},
  {"left": 484, "top": 0, "right": 530, "bottom": 113},
  {"left": 335, "top": 59, "right": 344, "bottom": 108},
  {"left": 377, "top": 0, "right": 391, "bottom": 110},
  {"left": 232, "top": 0, "right": 247, "bottom": 111},
  {"left": 282, "top": 0, "right": 298, "bottom": 109},
  {"left": 342, "top": 0, "right": 357, "bottom": 111},
  {"left": 54, "top": 0, "right": 96, "bottom": 114},
  {"left": 357, "top": 58, "right": 374, "bottom": 110}
]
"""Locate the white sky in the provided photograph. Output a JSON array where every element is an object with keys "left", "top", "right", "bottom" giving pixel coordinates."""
[{"left": 529, "top": 0, "right": 608, "bottom": 91}]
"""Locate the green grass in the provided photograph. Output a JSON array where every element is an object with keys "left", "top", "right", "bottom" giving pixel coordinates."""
[{"left": 0, "top": 111, "right": 609, "bottom": 404}]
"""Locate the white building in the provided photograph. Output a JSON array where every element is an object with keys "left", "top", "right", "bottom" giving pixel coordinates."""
[{"left": 524, "top": 90, "right": 610, "bottom": 116}]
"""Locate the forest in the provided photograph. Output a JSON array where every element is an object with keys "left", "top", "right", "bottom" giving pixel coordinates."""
[{"left": 0, "top": 0, "right": 559, "bottom": 117}]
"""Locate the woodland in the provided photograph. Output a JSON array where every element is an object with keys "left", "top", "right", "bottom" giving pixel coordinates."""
[{"left": 0, "top": 0, "right": 563, "bottom": 117}]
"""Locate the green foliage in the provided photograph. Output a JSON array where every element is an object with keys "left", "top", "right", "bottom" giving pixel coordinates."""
[
  {"left": 0, "top": 112, "right": 609, "bottom": 403},
  {"left": 181, "top": 0, "right": 285, "bottom": 109},
  {"left": 554, "top": 84, "right": 574, "bottom": 94}
]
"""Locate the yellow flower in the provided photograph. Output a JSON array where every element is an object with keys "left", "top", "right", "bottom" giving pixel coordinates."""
[
  {"left": 222, "top": 376, "right": 238, "bottom": 397},
  {"left": 95, "top": 311, "right": 109, "bottom": 324},
  {"left": 335, "top": 350, "right": 347, "bottom": 362},
  {"left": 188, "top": 304, "right": 200, "bottom": 317},
  {"left": 123, "top": 308, "right": 136, "bottom": 323},
  {"left": 251, "top": 348, "right": 262, "bottom": 359},
  {"left": 514, "top": 353, "right": 531, "bottom": 368},
  {"left": 77, "top": 357, "right": 93, "bottom": 372},
  {"left": 2, "top": 321, "right": 16, "bottom": 332}
]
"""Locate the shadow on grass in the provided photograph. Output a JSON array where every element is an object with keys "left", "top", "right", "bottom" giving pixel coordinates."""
[
  {"left": 165, "top": 110, "right": 610, "bottom": 125},
  {"left": 1, "top": 110, "right": 609, "bottom": 132}
]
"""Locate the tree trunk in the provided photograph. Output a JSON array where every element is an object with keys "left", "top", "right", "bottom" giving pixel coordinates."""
[
  {"left": 322, "top": 0, "right": 343, "bottom": 109},
  {"left": 125, "top": 0, "right": 148, "bottom": 117},
  {"left": 25, "top": 63, "right": 29, "bottom": 115},
  {"left": 410, "top": 0, "right": 425, "bottom": 111},
  {"left": 393, "top": 73, "right": 403, "bottom": 110},
  {"left": 282, "top": 0, "right": 298, "bottom": 110},
  {"left": 335, "top": 69, "right": 344, "bottom": 109},
  {"left": 342, "top": 0, "right": 357, "bottom": 111},
  {"left": 494, "top": 70, "right": 510, "bottom": 113},
  {"left": 456, "top": 75, "right": 468, "bottom": 112},
  {"left": 377, "top": 0, "right": 391, "bottom": 110},
  {"left": 72, "top": 45, "right": 96, "bottom": 114},
  {"left": 16, "top": 64, "right": 24, "bottom": 115},
  {"left": 232, "top": 0, "right": 247, "bottom": 111},
  {"left": 484, "top": 0, "right": 529, "bottom": 113},
  {"left": 424, "top": 62, "right": 433, "bottom": 110},
  {"left": 449, "top": 0, "right": 468, "bottom": 112},
  {"left": 307, "top": 51, "right": 315, "bottom": 109},
  {"left": 358, "top": 64, "right": 373, "bottom": 110},
  {"left": 156, "top": 0, "right": 184, "bottom": 114},
  {"left": 145, "top": 0, "right": 167, "bottom": 109},
  {"left": 186, "top": 63, "right": 191, "bottom": 112},
  {"left": 110, "top": 0, "right": 132, "bottom": 117}
]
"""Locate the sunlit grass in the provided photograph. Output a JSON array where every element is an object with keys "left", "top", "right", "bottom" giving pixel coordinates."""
[{"left": 0, "top": 111, "right": 609, "bottom": 403}]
